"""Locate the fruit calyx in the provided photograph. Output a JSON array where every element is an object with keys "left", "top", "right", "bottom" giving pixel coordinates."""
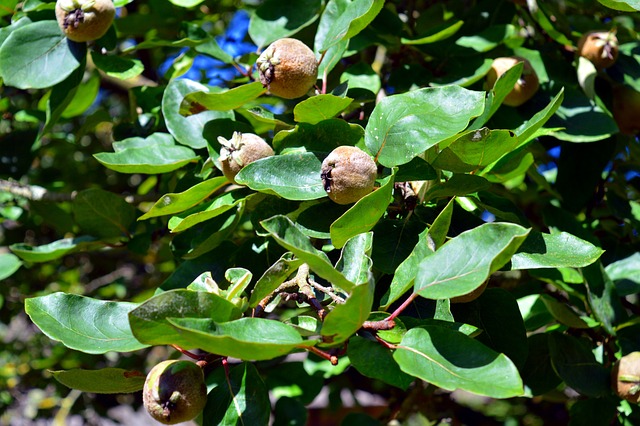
[
  {"left": 58, "top": 0, "right": 94, "bottom": 29},
  {"left": 218, "top": 131, "right": 248, "bottom": 168}
]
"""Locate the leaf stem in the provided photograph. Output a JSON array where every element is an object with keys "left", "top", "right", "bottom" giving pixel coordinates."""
[{"left": 387, "top": 293, "right": 418, "bottom": 322}]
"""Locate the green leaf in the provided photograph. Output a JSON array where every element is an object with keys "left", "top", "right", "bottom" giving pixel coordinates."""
[
  {"left": 514, "top": 88, "right": 564, "bottom": 146},
  {"left": 0, "top": 20, "right": 86, "bottom": 89},
  {"left": 314, "top": 1, "right": 349, "bottom": 76},
  {"left": 340, "top": 62, "right": 381, "bottom": 94},
  {"left": 128, "top": 289, "right": 242, "bottom": 346},
  {"left": 605, "top": 252, "right": 640, "bottom": 296},
  {"left": 72, "top": 188, "right": 136, "bottom": 239},
  {"left": 249, "top": 253, "right": 304, "bottom": 307},
  {"left": 401, "top": 20, "right": 464, "bottom": 45},
  {"left": 235, "top": 152, "right": 325, "bottom": 201},
  {"left": 365, "top": 86, "right": 485, "bottom": 167},
  {"left": 91, "top": 52, "right": 144, "bottom": 80},
  {"left": 293, "top": 94, "right": 353, "bottom": 124},
  {"left": 455, "top": 24, "right": 518, "bottom": 52},
  {"left": 597, "top": 0, "right": 639, "bottom": 11},
  {"left": 25, "top": 293, "right": 147, "bottom": 354},
  {"left": 51, "top": 368, "right": 145, "bottom": 394},
  {"left": 548, "top": 332, "right": 610, "bottom": 397},
  {"left": 511, "top": 231, "right": 604, "bottom": 270},
  {"left": 432, "top": 128, "right": 519, "bottom": 173},
  {"left": 167, "top": 317, "right": 316, "bottom": 360},
  {"left": 163, "top": 79, "right": 234, "bottom": 149},
  {"left": 181, "top": 82, "right": 264, "bottom": 115},
  {"left": 168, "top": 188, "right": 251, "bottom": 233},
  {"left": 393, "top": 326, "right": 523, "bottom": 398},
  {"left": 348, "top": 336, "right": 414, "bottom": 390},
  {"left": 318, "top": 0, "right": 384, "bottom": 52},
  {"left": 520, "top": 334, "right": 562, "bottom": 396},
  {"left": 94, "top": 134, "right": 199, "bottom": 174},
  {"left": 273, "top": 119, "right": 364, "bottom": 153},
  {"left": 471, "top": 63, "right": 524, "bottom": 129},
  {"left": 581, "top": 261, "right": 627, "bottom": 336},
  {"left": 451, "top": 288, "right": 529, "bottom": 368},
  {"left": 139, "top": 176, "right": 229, "bottom": 220},
  {"left": 330, "top": 174, "right": 394, "bottom": 249},
  {"left": 539, "top": 294, "right": 590, "bottom": 329},
  {"left": 204, "top": 363, "right": 271, "bottom": 426},
  {"left": 414, "top": 223, "right": 529, "bottom": 300},
  {"left": 423, "top": 174, "right": 491, "bottom": 202},
  {"left": 249, "top": 0, "right": 322, "bottom": 48},
  {"left": 336, "top": 232, "right": 373, "bottom": 286},
  {"left": 261, "top": 215, "right": 355, "bottom": 292},
  {"left": 60, "top": 72, "right": 100, "bottom": 119},
  {"left": 10, "top": 236, "right": 98, "bottom": 263},
  {"left": 321, "top": 281, "right": 374, "bottom": 346},
  {"left": 0, "top": 252, "right": 22, "bottom": 280}
]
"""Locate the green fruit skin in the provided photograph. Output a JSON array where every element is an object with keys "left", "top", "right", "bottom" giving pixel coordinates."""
[
  {"left": 143, "top": 360, "right": 208, "bottom": 425},
  {"left": 321, "top": 146, "right": 377, "bottom": 205},
  {"left": 257, "top": 38, "right": 318, "bottom": 99},
  {"left": 55, "top": 0, "right": 115, "bottom": 43}
]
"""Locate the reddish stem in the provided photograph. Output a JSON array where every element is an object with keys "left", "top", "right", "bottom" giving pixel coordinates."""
[
  {"left": 171, "top": 345, "right": 200, "bottom": 360},
  {"left": 307, "top": 346, "right": 339, "bottom": 366},
  {"left": 386, "top": 293, "right": 418, "bottom": 322}
]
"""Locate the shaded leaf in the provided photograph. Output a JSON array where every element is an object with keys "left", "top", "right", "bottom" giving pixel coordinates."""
[
  {"left": 72, "top": 188, "right": 136, "bottom": 239},
  {"left": 180, "top": 82, "right": 266, "bottom": 115},
  {"left": 51, "top": 368, "right": 145, "bottom": 394},
  {"left": 249, "top": 0, "right": 322, "bottom": 48},
  {"left": 0, "top": 253, "right": 22, "bottom": 280},
  {"left": 293, "top": 94, "right": 353, "bottom": 124},
  {"left": 348, "top": 336, "right": 414, "bottom": 390},
  {"left": 10, "top": 236, "right": 99, "bottom": 263}
]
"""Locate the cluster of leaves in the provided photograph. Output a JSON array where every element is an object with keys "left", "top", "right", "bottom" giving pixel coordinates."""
[{"left": 1, "top": 0, "right": 640, "bottom": 424}]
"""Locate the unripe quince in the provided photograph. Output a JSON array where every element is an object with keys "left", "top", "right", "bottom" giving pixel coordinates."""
[
  {"left": 321, "top": 146, "right": 377, "bottom": 205},
  {"left": 256, "top": 38, "right": 318, "bottom": 99},
  {"left": 218, "top": 132, "right": 275, "bottom": 184},
  {"left": 577, "top": 30, "right": 618, "bottom": 70},
  {"left": 143, "top": 360, "right": 208, "bottom": 425},
  {"left": 55, "top": 0, "right": 115, "bottom": 43},
  {"left": 613, "top": 352, "right": 640, "bottom": 403},
  {"left": 485, "top": 56, "right": 540, "bottom": 107}
]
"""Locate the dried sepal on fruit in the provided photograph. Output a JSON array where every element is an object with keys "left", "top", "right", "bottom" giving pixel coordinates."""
[
  {"left": 55, "top": 0, "right": 115, "bottom": 43},
  {"left": 218, "top": 131, "right": 275, "bottom": 184},
  {"left": 321, "top": 146, "right": 377, "bottom": 205},
  {"left": 577, "top": 30, "right": 619, "bottom": 70},
  {"left": 142, "top": 360, "right": 208, "bottom": 425},
  {"left": 256, "top": 38, "right": 318, "bottom": 99},
  {"left": 613, "top": 352, "right": 640, "bottom": 404},
  {"left": 485, "top": 56, "right": 540, "bottom": 107}
]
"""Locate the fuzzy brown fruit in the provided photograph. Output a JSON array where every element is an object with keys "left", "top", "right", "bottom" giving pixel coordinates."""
[
  {"left": 321, "top": 146, "right": 377, "bottom": 205},
  {"left": 143, "top": 360, "right": 208, "bottom": 425},
  {"left": 257, "top": 38, "right": 318, "bottom": 99},
  {"left": 485, "top": 56, "right": 540, "bottom": 107},
  {"left": 218, "top": 131, "right": 275, "bottom": 184},
  {"left": 55, "top": 0, "right": 115, "bottom": 43},
  {"left": 577, "top": 30, "right": 619, "bottom": 70},
  {"left": 613, "top": 352, "right": 640, "bottom": 404},
  {"left": 612, "top": 85, "right": 640, "bottom": 136}
]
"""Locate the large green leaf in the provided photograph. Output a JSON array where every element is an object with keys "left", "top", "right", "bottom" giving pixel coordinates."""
[
  {"left": 94, "top": 134, "right": 199, "bottom": 174},
  {"left": 25, "top": 293, "right": 147, "bottom": 354},
  {"left": 163, "top": 79, "right": 233, "bottom": 149},
  {"left": 168, "top": 188, "right": 252, "bottom": 232},
  {"left": 414, "top": 223, "right": 529, "bottom": 300},
  {"left": 597, "top": 0, "right": 639, "bottom": 12},
  {"left": 180, "top": 82, "right": 265, "bottom": 115},
  {"left": 235, "top": 153, "right": 325, "bottom": 201},
  {"left": 128, "top": 289, "right": 242, "bottom": 346},
  {"left": 293, "top": 94, "right": 353, "bottom": 124},
  {"left": 91, "top": 51, "right": 143, "bottom": 80},
  {"left": 520, "top": 334, "right": 562, "bottom": 396},
  {"left": 273, "top": 119, "right": 363, "bottom": 153},
  {"left": 513, "top": 88, "right": 564, "bottom": 146},
  {"left": 138, "top": 176, "right": 228, "bottom": 220},
  {"left": 423, "top": 174, "right": 492, "bottom": 201},
  {"left": 167, "top": 317, "right": 317, "bottom": 360},
  {"left": 348, "top": 336, "right": 414, "bottom": 390},
  {"left": 605, "top": 252, "right": 640, "bottom": 296},
  {"left": 248, "top": 0, "right": 322, "bottom": 48},
  {"left": 72, "top": 188, "right": 136, "bottom": 239},
  {"left": 0, "top": 20, "right": 86, "bottom": 89},
  {"left": 261, "top": 215, "right": 355, "bottom": 292},
  {"left": 510, "top": 231, "right": 604, "bottom": 270},
  {"left": 204, "top": 363, "right": 271, "bottom": 426},
  {"left": 318, "top": 0, "right": 384, "bottom": 52},
  {"left": 51, "top": 368, "right": 145, "bottom": 394},
  {"left": 329, "top": 173, "right": 394, "bottom": 249},
  {"left": 470, "top": 62, "right": 524, "bottom": 129},
  {"left": 393, "top": 326, "right": 523, "bottom": 398},
  {"left": 10, "top": 236, "right": 99, "bottom": 263},
  {"left": 365, "top": 86, "right": 485, "bottom": 167},
  {"left": 548, "top": 332, "right": 610, "bottom": 397}
]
